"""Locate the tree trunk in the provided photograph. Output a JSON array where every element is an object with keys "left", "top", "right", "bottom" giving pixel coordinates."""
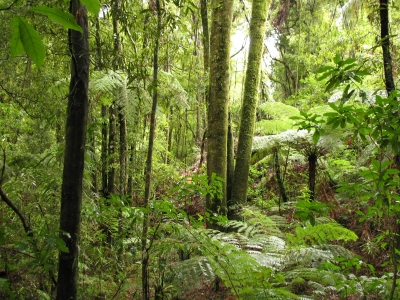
[
  {"left": 101, "top": 105, "right": 108, "bottom": 196},
  {"left": 230, "top": 0, "right": 271, "bottom": 215},
  {"left": 206, "top": 0, "right": 235, "bottom": 227},
  {"left": 308, "top": 152, "right": 317, "bottom": 201},
  {"left": 379, "top": 2, "right": 399, "bottom": 299},
  {"left": 119, "top": 99, "right": 127, "bottom": 195},
  {"left": 379, "top": 0, "right": 396, "bottom": 100},
  {"left": 107, "top": 105, "right": 117, "bottom": 196},
  {"left": 227, "top": 114, "right": 235, "bottom": 206},
  {"left": 142, "top": 1, "right": 161, "bottom": 299},
  {"left": 273, "top": 148, "right": 288, "bottom": 203},
  {"left": 56, "top": 2, "right": 89, "bottom": 299}
]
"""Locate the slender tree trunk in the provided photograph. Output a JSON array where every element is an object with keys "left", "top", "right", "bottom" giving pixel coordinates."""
[
  {"left": 142, "top": 1, "right": 161, "bottom": 299},
  {"left": 119, "top": 99, "right": 127, "bottom": 195},
  {"left": 200, "top": 0, "right": 210, "bottom": 75},
  {"left": 56, "top": 2, "right": 89, "bottom": 299},
  {"left": 379, "top": 2, "right": 399, "bottom": 299},
  {"left": 379, "top": 0, "right": 396, "bottom": 99},
  {"left": 308, "top": 152, "right": 317, "bottom": 201},
  {"left": 101, "top": 105, "right": 108, "bottom": 195},
  {"left": 107, "top": 105, "right": 117, "bottom": 195},
  {"left": 227, "top": 114, "right": 235, "bottom": 204},
  {"left": 94, "top": 16, "right": 108, "bottom": 197},
  {"left": 206, "top": 0, "right": 235, "bottom": 227},
  {"left": 230, "top": 0, "right": 271, "bottom": 216},
  {"left": 273, "top": 148, "right": 287, "bottom": 203}
]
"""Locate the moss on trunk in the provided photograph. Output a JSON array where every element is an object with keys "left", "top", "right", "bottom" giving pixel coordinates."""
[
  {"left": 206, "top": 0, "right": 234, "bottom": 226},
  {"left": 230, "top": 0, "right": 271, "bottom": 215}
]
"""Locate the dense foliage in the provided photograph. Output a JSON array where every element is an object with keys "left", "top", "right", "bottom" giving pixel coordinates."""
[{"left": 0, "top": 0, "right": 399, "bottom": 299}]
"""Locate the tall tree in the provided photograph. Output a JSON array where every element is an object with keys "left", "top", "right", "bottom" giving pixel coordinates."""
[
  {"left": 206, "top": 0, "right": 234, "bottom": 226},
  {"left": 230, "top": 0, "right": 271, "bottom": 218},
  {"left": 56, "top": 1, "right": 89, "bottom": 299},
  {"left": 142, "top": 0, "right": 161, "bottom": 298}
]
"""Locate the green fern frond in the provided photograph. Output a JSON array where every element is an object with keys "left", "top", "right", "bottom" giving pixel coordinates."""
[
  {"left": 90, "top": 70, "right": 126, "bottom": 93},
  {"left": 316, "top": 244, "right": 355, "bottom": 259},
  {"left": 250, "top": 253, "right": 283, "bottom": 270},
  {"left": 268, "top": 215, "right": 289, "bottom": 229},
  {"left": 283, "top": 248, "right": 334, "bottom": 269},
  {"left": 287, "top": 223, "right": 358, "bottom": 246},
  {"left": 167, "top": 257, "right": 215, "bottom": 292}
]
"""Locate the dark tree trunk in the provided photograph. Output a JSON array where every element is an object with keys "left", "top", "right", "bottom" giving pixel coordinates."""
[
  {"left": 379, "top": 0, "right": 396, "bottom": 99},
  {"left": 142, "top": 1, "right": 161, "bottom": 299},
  {"left": 273, "top": 148, "right": 288, "bottom": 203},
  {"left": 308, "top": 153, "right": 317, "bottom": 201},
  {"left": 56, "top": 2, "right": 89, "bottom": 299}
]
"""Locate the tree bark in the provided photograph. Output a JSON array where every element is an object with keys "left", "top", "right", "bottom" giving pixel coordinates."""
[
  {"left": 142, "top": 1, "right": 161, "bottom": 298},
  {"left": 273, "top": 148, "right": 288, "bottom": 203},
  {"left": 107, "top": 105, "right": 117, "bottom": 196},
  {"left": 308, "top": 152, "right": 317, "bottom": 201},
  {"left": 56, "top": 2, "right": 89, "bottom": 299},
  {"left": 379, "top": 0, "right": 396, "bottom": 100},
  {"left": 206, "top": 0, "right": 235, "bottom": 227},
  {"left": 227, "top": 114, "right": 235, "bottom": 205},
  {"left": 230, "top": 0, "right": 271, "bottom": 215}
]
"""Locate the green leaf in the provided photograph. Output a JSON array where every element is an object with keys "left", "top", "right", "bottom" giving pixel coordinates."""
[
  {"left": 81, "top": 0, "right": 100, "bottom": 15},
  {"left": 29, "top": 6, "right": 83, "bottom": 33},
  {"left": 316, "top": 65, "right": 334, "bottom": 73},
  {"left": 55, "top": 236, "right": 69, "bottom": 253},
  {"left": 313, "top": 130, "right": 320, "bottom": 144},
  {"left": 10, "top": 17, "right": 24, "bottom": 57},
  {"left": 333, "top": 54, "right": 341, "bottom": 64},
  {"left": 317, "top": 70, "right": 335, "bottom": 81},
  {"left": 13, "top": 17, "right": 45, "bottom": 67},
  {"left": 338, "top": 58, "right": 356, "bottom": 67}
]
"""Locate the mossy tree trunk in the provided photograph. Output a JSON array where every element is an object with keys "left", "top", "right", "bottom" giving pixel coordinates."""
[
  {"left": 206, "top": 0, "right": 234, "bottom": 227},
  {"left": 56, "top": 2, "right": 89, "bottom": 299},
  {"left": 230, "top": 0, "right": 271, "bottom": 218}
]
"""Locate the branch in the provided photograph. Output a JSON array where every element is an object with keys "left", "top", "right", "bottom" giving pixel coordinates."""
[{"left": 0, "top": 188, "right": 32, "bottom": 237}]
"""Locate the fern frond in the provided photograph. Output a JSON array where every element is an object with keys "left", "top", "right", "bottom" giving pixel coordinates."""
[
  {"left": 250, "top": 253, "right": 282, "bottom": 270},
  {"left": 90, "top": 70, "right": 126, "bottom": 93},
  {"left": 287, "top": 223, "right": 358, "bottom": 246},
  {"left": 283, "top": 248, "right": 334, "bottom": 269},
  {"left": 167, "top": 257, "right": 215, "bottom": 292},
  {"left": 268, "top": 215, "right": 289, "bottom": 229},
  {"left": 316, "top": 244, "right": 354, "bottom": 259}
]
